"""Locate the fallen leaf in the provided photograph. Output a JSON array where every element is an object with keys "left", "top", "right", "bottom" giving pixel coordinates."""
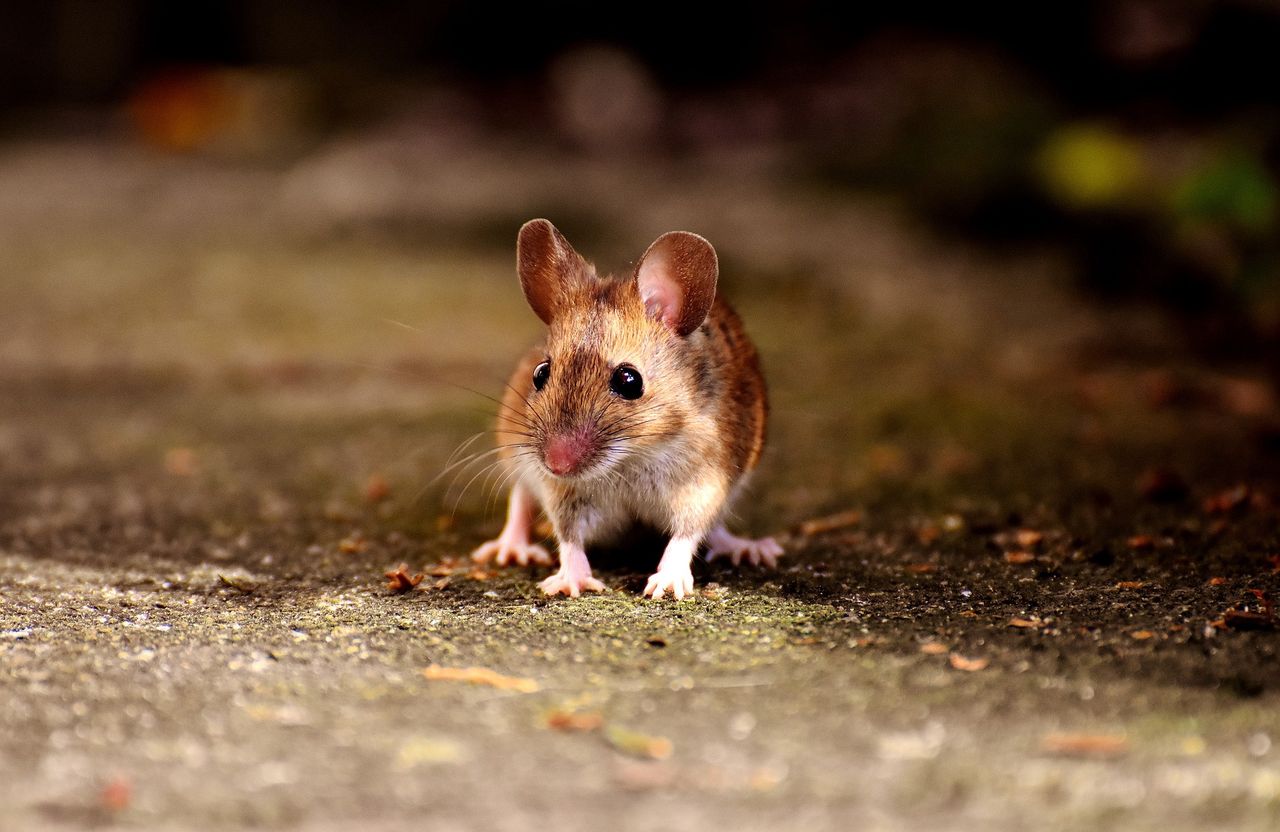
[
  {"left": 1203, "top": 485, "right": 1251, "bottom": 515},
  {"left": 1130, "top": 630, "right": 1155, "bottom": 640},
  {"left": 919, "top": 641, "right": 949, "bottom": 655},
  {"left": 339, "top": 535, "right": 368, "bottom": 554},
  {"left": 606, "top": 726, "right": 673, "bottom": 760},
  {"left": 1009, "top": 617, "right": 1046, "bottom": 629},
  {"left": 1004, "top": 551, "right": 1036, "bottom": 565},
  {"left": 1015, "top": 529, "right": 1045, "bottom": 549},
  {"left": 545, "top": 710, "right": 604, "bottom": 732},
  {"left": 430, "top": 577, "right": 451, "bottom": 590},
  {"left": 422, "top": 665, "right": 539, "bottom": 693},
  {"left": 1042, "top": 732, "right": 1129, "bottom": 758},
  {"left": 798, "top": 509, "right": 863, "bottom": 536},
  {"left": 466, "top": 568, "right": 494, "bottom": 581},
  {"left": 384, "top": 564, "right": 424, "bottom": 593},
  {"left": 1214, "top": 610, "right": 1274, "bottom": 631},
  {"left": 906, "top": 563, "right": 937, "bottom": 574},
  {"left": 100, "top": 777, "right": 132, "bottom": 812},
  {"left": 364, "top": 474, "right": 391, "bottom": 503},
  {"left": 1115, "top": 581, "right": 1146, "bottom": 589},
  {"left": 217, "top": 573, "right": 255, "bottom": 593},
  {"left": 949, "top": 654, "right": 989, "bottom": 671}
]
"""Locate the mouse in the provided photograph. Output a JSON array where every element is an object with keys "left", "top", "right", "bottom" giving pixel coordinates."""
[{"left": 470, "top": 219, "right": 782, "bottom": 599}]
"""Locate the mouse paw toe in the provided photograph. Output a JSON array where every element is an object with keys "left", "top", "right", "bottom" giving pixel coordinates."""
[
  {"left": 644, "top": 567, "right": 695, "bottom": 601},
  {"left": 472, "top": 538, "right": 552, "bottom": 567},
  {"left": 706, "top": 532, "right": 784, "bottom": 569},
  {"left": 538, "top": 571, "right": 605, "bottom": 598}
]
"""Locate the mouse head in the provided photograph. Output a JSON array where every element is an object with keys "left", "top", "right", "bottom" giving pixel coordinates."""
[{"left": 513, "top": 218, "right": 718, "bottom": 481}]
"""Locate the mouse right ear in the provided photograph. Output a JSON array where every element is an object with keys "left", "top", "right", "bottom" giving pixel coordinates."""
[{"left": 517, "top": 219, "right": 586, "bottom": 326}]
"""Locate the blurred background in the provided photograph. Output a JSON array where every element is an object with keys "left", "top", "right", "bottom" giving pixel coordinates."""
[
  {"left": 2, "top": 0, "right": 1280, "bottom": 501},
  {"left": 2, "top": 0, "right": 1278, "bottom": 372}
]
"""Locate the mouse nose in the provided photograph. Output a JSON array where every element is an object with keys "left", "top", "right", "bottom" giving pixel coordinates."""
[{"left": 544, "top": 429, "right": 594, "bottom": 476}]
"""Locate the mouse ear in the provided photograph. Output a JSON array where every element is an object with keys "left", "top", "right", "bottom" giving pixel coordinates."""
[
  {"left": 635, "top": 231, "right": 718, "bottom": 337},
  {"left": 517, "top": 219, "right": 587, "bottom": 325}
]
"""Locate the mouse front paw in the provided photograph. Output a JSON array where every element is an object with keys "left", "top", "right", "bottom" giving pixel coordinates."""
[
  {"left": 644, "top": 566, "right": 695, "bottom": 600},
  {"left": 538, "top": 569, "right": 606, "bottom": 598},
  {"left": 471, "top": 537, "right": 553, "bottom": 567},
  {"left": 705, "top": 527, "right": 783, "bottom": 568}
]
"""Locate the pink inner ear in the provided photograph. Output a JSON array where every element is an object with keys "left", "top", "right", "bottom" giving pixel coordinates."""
[{"left": 638, "top": 253, "right": 684, "bottom": 330}]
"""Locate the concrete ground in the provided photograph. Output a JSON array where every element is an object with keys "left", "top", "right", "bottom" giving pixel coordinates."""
[{"left": 0, "top": 125, "right": 1278, "bottom": 831}]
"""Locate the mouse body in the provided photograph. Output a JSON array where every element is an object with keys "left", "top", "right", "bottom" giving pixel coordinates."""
[{"left": 471, "top": 219, "right": 781, "bottom": 598}]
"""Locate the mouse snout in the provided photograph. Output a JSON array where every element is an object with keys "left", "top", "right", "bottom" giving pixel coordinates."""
[{"left": 543, "top": 428, "right": 596, "bottom": 476}]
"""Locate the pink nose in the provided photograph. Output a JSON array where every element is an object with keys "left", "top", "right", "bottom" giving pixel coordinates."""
[{"left": 544, "top": 431, "right": 594, "bottom": 476}]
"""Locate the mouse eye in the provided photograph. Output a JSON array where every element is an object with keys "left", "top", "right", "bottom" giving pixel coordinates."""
[
  {"left": 532, "top": 360, "right": 551, "bottom": 391},
  {"left": 609, "top": 364, "right": 644, "bottom": 400}
]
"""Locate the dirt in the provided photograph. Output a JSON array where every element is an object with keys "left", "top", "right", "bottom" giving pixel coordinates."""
[{"left": 0, "top": 130, "right": 1278, "bottom": 831}]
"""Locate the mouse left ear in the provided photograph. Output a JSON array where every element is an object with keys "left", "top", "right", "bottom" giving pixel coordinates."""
[
  {"left": 634, "top": 231, "right": 718, "bottom": 337},
  {"left": 517, "top": 218, "right": 589, "bottom": 326}
]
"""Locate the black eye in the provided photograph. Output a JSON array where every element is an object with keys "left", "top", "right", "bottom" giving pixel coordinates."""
[
  {"left": 609, "top": 364, "right": 644, "bottom": 400},
  {"left": 532, "top": 360, "right": 550, "bottom": 391}
]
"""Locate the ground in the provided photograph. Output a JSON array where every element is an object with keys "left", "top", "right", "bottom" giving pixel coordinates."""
[{"left": 1, "top": 129, "right": 1278, "bottom": 831}]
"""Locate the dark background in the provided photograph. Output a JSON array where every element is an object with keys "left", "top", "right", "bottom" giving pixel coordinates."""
[{"left": 3, "top": 0, "right": 1278, "bottom": 375}]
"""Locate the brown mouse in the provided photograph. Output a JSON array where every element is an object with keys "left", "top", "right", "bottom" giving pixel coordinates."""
[{"left": 471, "top": 219, "right": 781, "bottom": 599}]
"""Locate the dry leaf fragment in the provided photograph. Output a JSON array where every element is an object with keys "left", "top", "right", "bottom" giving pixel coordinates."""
[
  {"left": 606, "top": 726, "right": 673, "bottom": 760},
  {"left": 798, "top": 509, "right": 863, "bottom": 536},
  {"left": 1215, "top": 610, "right": 1275, "bottom": 631},
  {"left": 1042, "top": 732, "right": 1129, "bottom": 758},
  {"left": 1009, "top": 617, "right": 1045, "bottom": 629},
  {"left": 906, "top": 563, "right": 938, "bottom": 574},
  {"left": 949, "top": 654, "right": 989, "bottom": 671},
  {"left": 339, "top": 535, "right": 368, "bottom": 554},
  {"left": 1004, "top": 551, "right": 1036, "bottom": 565},
  {"left": 364, "top": 474, "right": 391, "bottom": 503},
  {"left": 1015, "top": 529, "right": 1045, "bottom": 549},
  {"left": 217, "top": 574, "right": 255, "bottom": 593},
  {"left": 1115, "top": 581, "right": 1146, "bottom": 589},
  {"left": 384, "top": 564, "right": 424, "bottom": 593},
  {"left": 466, "top": 568, "right": 494, "bottom": 581},
  {"left": 422, "top": 665, "right": 539, "bottom": 693},
  {"left": 545, "top": 710, "right": 604, "bottom": 732},
  {"left": 1130, "top": 630, "right": 1155, "bottom": 640},
  {"left": 1203, "top": 485, "right": 1251, "bottom": 515},
  {"left": 919, "top": 641, "right": 950, "bottom": 655}
]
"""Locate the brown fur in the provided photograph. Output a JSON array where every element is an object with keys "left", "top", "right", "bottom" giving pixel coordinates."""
[{"left": 495, "top": 275, "right": 767, "bottom": 493}]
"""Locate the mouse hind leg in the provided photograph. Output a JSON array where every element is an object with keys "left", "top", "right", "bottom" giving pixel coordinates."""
[
  {"left": 471, "top": 480, "right": 553, "bottom": 567},
  {"left": 705, "top": 525, "right": 783, "bottom": 568}
]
